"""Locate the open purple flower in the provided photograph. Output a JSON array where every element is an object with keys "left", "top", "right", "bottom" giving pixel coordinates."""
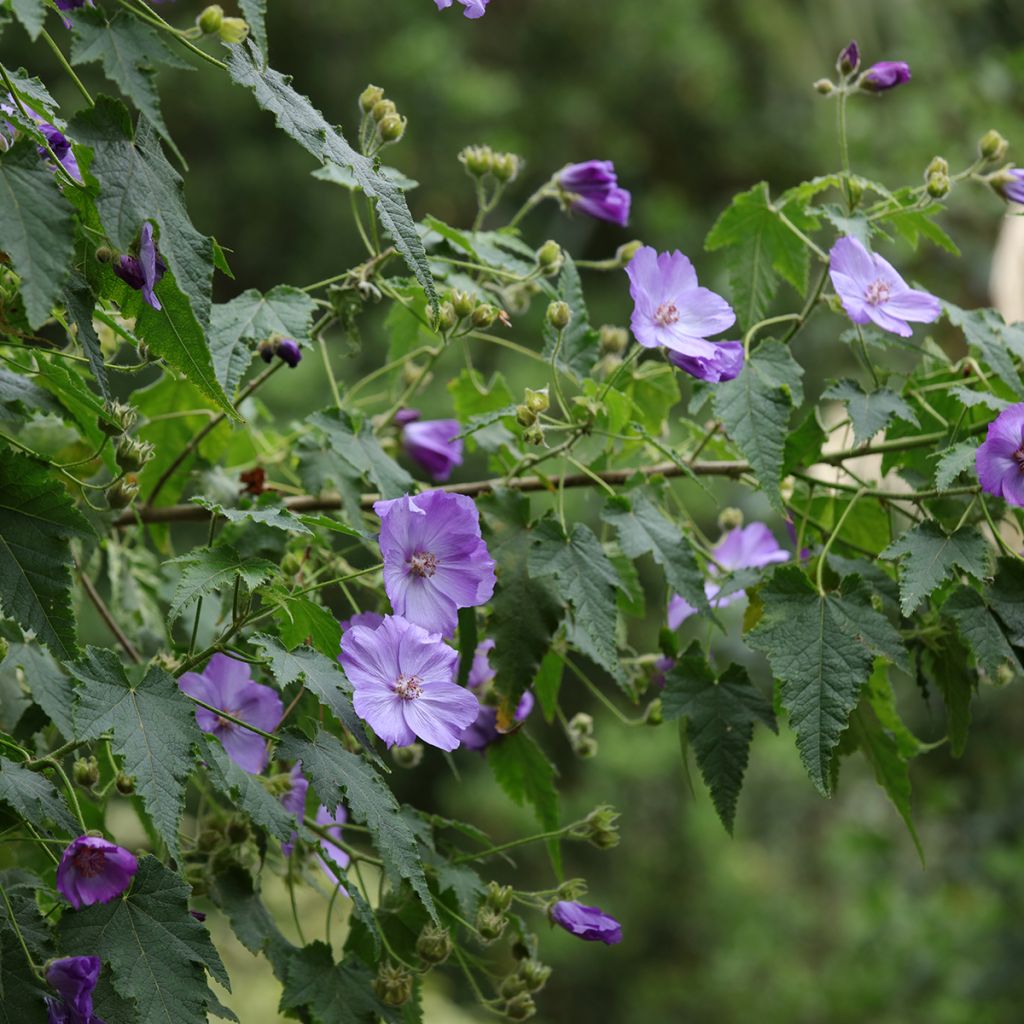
[
  {"left": 45, "top": 956, "right": 102, "bottom": 1024},
  {"left": 550, "top": 900, "right": 622, "bottom": 945},
  {"left": 860, "top": 61, "right": 911, "bottom": 92},
  {"left": 112, "top": 222, "right": 166, "bottom": 312},
  {"left": 828, "top": 236, "right": 940, "bottom": 338},
  {"left": 401, "top": 415, "right": 464, "bottom": 482},
  {"left": 56, "top": 836, "right": 137, "bottom": 909},
  {"left": 280, "top": 763, "right": 309, "bottom": 856},
  {"left": 340, "top": 610, "right": 385, "bottom": 632},
  {"left": 179, "top": 654, "right": 283, "bottom": 774},
  {"left": 435, "top": 0, "right": 489, "bottom": 16},
  {"left": 315, "top": 804, "right": 350, "bottom": 883},
  {"left": 998, "top": 169, "right": 1024, "bottom": 205},
  {"left": 457, "top": 638, "right": 534, "bottom": 750},
  {"left": 340, "top": 614, "right": 479, "bottom": 750},
  {"left": 625, "top": 246, "right": 742, "bottom": 383},
  {"left": 668, "top": 522, "right": 790, "bottom": 628},
  {"left": 375, "top": 491, "right": 496, "bottom": 638},
  {"left": 556, "top": 161, "right": 631, "bottom": 227},
  {"left": 976, "top": 403, "right": 1024, "bottom": 507}
]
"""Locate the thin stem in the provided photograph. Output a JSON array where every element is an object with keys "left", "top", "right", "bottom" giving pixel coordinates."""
[
  {"left": 118, "top": 0, "right": 228, "bottom": 69},
  {"left": 775, "top": 209, "right": 829, "bottom": 262},
  {"left": 184, "top": 695, "right": 277, "bottom": 742},
  {"left": 47, "top": 758, "right": 88, "bottom": 832},
  {"left": 0, "top": 882, "right": 40, "bottom": 975},
  {"left": 597, "top": 344, "right": 642, "bottom": 403},
  {"left": 854, "top": 326, "right": 880, "bottom": 388},
  {"left": 816, "top": 486, "right": 867, "bottom": 594},
  {"left": 565, "top": 658, "right": 643, "bottom": 726},
  {"left": 452, "top": 824, "right": 577, "bottom": 865},
  {"left": 77, "top": 561, "right": 142, "bottom": 664},
  {"left": 319, "top": 337, "right": 342, "bottom": 408},
  {"left": 39, "top": 30, "right": 94, "bottom": 106},
  {"left": 506, "top": 184, "right": 550, "bottom": 230},
  {"left": 744, "top": 314, "right": 801, "bottom": 357}
]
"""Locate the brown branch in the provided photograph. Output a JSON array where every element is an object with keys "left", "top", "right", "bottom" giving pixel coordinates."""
[{"left": 76, "top": 561, "right": 143, "bottom": 664}]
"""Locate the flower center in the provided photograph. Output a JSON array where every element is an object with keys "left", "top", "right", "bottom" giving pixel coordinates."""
[
  {"left": 394, "top": 674, "right": 423, "bottom": 701},
  {"left": 1014, "top": 445, "right": 1024, "bottom": 473},
  {"left": 215, "top": 708, "right": 239, "bottom": 731},
  {"left": 409, "top": 551, "right": 438, "bottom": 578},
  {"left": 864, "top": 279, "right": 892, "bottom": 306},
  {"left": 71, "top": 846, "right": 107, "bottom": 879},
  {"left": 653, "top": 302, "right": 680, "bottom": 326}
]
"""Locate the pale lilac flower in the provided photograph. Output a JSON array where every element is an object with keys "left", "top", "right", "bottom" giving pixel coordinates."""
[
  {"left": 315, "top": 804, "right": 350, "bottom": 883},
  {"left": 400, "top": 414, "right": 464, "bottom": 482},
  {"left": 45, "top": 956, "right": 103, "bottom": 1024},
  {"left": 457, "top": 638, "right": 534, "bottom": 750},
  {"left": 340, "top": 611, "right": 385, "bottom": 632},
  {"left": 828, "top": 236, "right": 940, "bottom": 338},
  {"left": 999, "top": 169, "right": 1024, "bottom": 205},
  {"left": 668, "top": 523, "right": 790, "bottom": 628},
  {"left": 435, "top": 0, "right": 489, "bottom": 17},
  {"left": 556, "top": 161, "right": 631, "bottom": 227},
  {"left": 112, "top": 222, "right": 166, "bottom": 311},
  {"left": 56, "top": 836, "right": 138, "bottom": 909},
  {"left": 280, "top": 763, "right": 308, "bottom": 856},
  {"left": 375, "top": 491, "right": 496, "bottom": 638},
  {"left": 179, "top": 654, "right": 283, "bottom": 774},
  {"left": 340, "top": 614, "right": 479, "bottom": 750},
  {"left": 625, "top": 246, "right": 742, "bottom": 383},
  {"left": 976, "top": 403, "right": 1024, "bottom": 507},
  {"left": 550, "top": 901, "right": 622, "bottom": 945},
  {"left": 860, "top": 61, "right": 911, "bottom": 92}
]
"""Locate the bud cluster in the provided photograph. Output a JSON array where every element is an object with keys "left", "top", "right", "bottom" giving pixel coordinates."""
[
  {"left": 516, "top": 386, "right": 549, "bottom": 430},
  {"left": 567, "top": 711, "right": 597, "bottom": 758},
  {"left": 459, "top": 144, "right": 522, "bottom": 184},
  {"left": 570, "top": 805, "right": 621, "bottom": 850},
  {"left": 373, "top": 963, "right": 413, "bottom": 1007},
  {"left": 358, "top": 85, "right": 407, "bottom": 155},
  {"left": 924, "top": 155, "right": 950, "bottom": 199},
  {"left": 196, "top": 5, "right": 249, "bottom": 44}
]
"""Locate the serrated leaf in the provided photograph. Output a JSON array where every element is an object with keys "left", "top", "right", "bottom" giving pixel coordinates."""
[
  {"left": 0, "top": 642, "right": 76, "bottom": 739},
  {"left": 540, "top": 256, "right": 599, "bottom": 379},
  {"left": 0, "top": 915, "right": 49, "bottom": 1022},
  {"left": 944, "top": 303, "right": 1024, "bottom": 395},
  {"left": 532, "top": 649, "right": 563, "bottom": 723},
  {"left": 921, "top": 637, "right": 974, "bottom": 757},
  {"left": 944, "top": 586, "right": 1021, "bottom": 678},
  {"left": 435, "top": 862, "right": 484, "bottom": 921},
  {"left": 823, "top": 379, "right": 919, "bottom": 445},
  {"left": 948, "top": 384, "right": 1010, "bottom": 411},
  {"left": 989, "top": 557, "right": 1024, "bottom": 645},
  {"left": 934, "top": 441, "right": 979, "bottom": 491},
  {"left": 713, "top": 340, "right": 803, "bottom": 514},
  {"left": 64, "top": 279, "right": 111, "bottom": 400},
  {"left": 662, "top": 649, "right": 775, "bottom": 833},
  {"left": 0, "top": 448, "right": 93, "bottom": 660},
  {"left": 192, "top": 496, "right": 313, "bottom": 535},
  {"left": 69, "top": 649, "right": 200, "bottom": 859},
  {"left": 58, "top": 856, "right": 231, "bottom": 1024},
  {"left": 747, "top": 566, "right": 906, "bottom": 795},
  {"left": 10, "top": 0, "right": 45, "bottom": 39},
  {"left": 278, "top": 730, "right": 435, "bottom": 920},
  {"left": 0, "top": 756, "right": 77, "bottom": 833},
  {"left": 165, "top": 545, "right": 277, "bottom": 623},
  {"left": 0, "top": 138, "right": 75, "bottom": 329},
  {"left": 881, "top": 523, "right": 989, "bottom": 616},
  {"left": 315, "top": 161, "right": 417, "bottom": 193},
  {"left": 271, "top": 595, "right": 342, "bottom": 656},
  {"left": 310, "top": 408, "right": 413, "bottom": 499},
  {"left": 281, "top": 943, "right": 392, "bottom": 1024},
  {"left": 226, "top": 44, "right": 438, "bottom": 311},
  {"left": 238, "top": 0, "right": 268, "bottom": 59}
]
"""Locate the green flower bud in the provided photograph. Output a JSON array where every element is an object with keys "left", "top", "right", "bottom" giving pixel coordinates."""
[
  {"left": 371, "top": 99, "right": 398, "bottom": 123},
  {"left": 106, "top": 476, "right": 139, "bottom": 510},
  {"left": 979, "top": 129, "right": 1009, "bottom": 163},
  {"left": 377, "top": 113, "right": 406, "bottom": 144},
  {"left": 517, "top": 959, "right": 552, "bottom": 993},
  {"left": 73, "top": 756, "right": 100, "bottom": 789},
  {"left": 476, "top": 909, "right": 507, "bottom": 943},
  {"left": 450, "top": 289, "right": 476, "bottom": 319},
  {"left": 599, "top": 324, "right": 629, "bottom": 355},
  {"left": 995, "top": 662, "right": 1015, "bottom": 686},
  {"left": 416, "top": 924, "right": 452, "bottom": 965},
  {"left": 100, "top": 400, "right": 137, "bottom": 437},
  {"left": 573, "top": 735, "right": 598, "bottom": 759},
  {"left": 926, "top": 173, "right": 951, "bottom": 199},
  {"left": 579, "top": 805, "right": 620, "bottom": 849},
  {"left": 536, "top": 240, "right": 563, "bottom": 276},
  {"left": 280, "top": 551, "right": 304, "bottom": 576},
  {"left": 516, "top": 404, "right": 537, "bottom": 427},
  {"left": 524, "top": 387, "right": 549, "bottom": 414},
  {"left": 217, "top": 16, "right": 249, "bottom": 44},
  {"left": 115, "top": 772, "right": 135, "bottom": 796},
  {"left": 459, "top": 144, "right": 495, "bottom": 177},
  {"left": 227, "top": 817, "right": 250, "bottom": 844},
  {"left": 926, "top": 156, "right": 950, "bottom": 178},
  {"left": 373, "top": 964, "right": 413, "bottom": 1008},
  {"left": 484, "top": 880, "right": 513, "bottom": 912},
  {"left": 504, "top": 992, "right": 537, "bottom": 1021},
  {"left": 115, "top": 436, "right": 155, "bottom": 473},
  {"left": 94, "top": 246, "right": 113, "bottom": 264},
  {"left": 197, "top": 4, "right": 223, "bottom": 33},
  {"left": 522, "top": 423, "right": 545, "bottom": 446},
  {"left": 437, "top": 301, "right": 458, "bottom": 332},
  {"left": 392, "top": 742, "right": 424, "bottom": 769},
  {"left": 568, "top": 711, "right": 593, "bottom": 737},
  {"left": 717, "top": 506, "right": 744, "bottom": 531},
  {"left": 644, "top": 697, "right": 663, "bottom": 726},
  {"left": 546, "top": 301, "right": 572, "bottom": 331},
  {"left": 813, "top": 78, "right": 835, "bottom": 95},
  {"left": 471, "top": 304, "right": 499, "bottom": 330},
  {"left": 359, "top": 84, "right": 385, "bottom": 113},
  {"left": 499, "top": 974, "right": 529, "bottom": 1000},
  {"left": 491, "top": 152, "right": 522, "bottom": 184}
]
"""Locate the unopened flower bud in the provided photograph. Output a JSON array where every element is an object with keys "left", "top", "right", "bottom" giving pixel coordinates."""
[
  {"left": 94, "top": 246, "right": 113, "bottom": 264},
  {"left": 616, "top": 239, "right": 644, "bottom": 266},
  {"left": 371, "top": 99, "right": 397, "bottom": 123},
  {"left": 979, "top": 129, "right": 1009, "bottom": 164},
  {"left": 459, "top": 144, "right": 494, "bottom": 177},
  {"left": 258, "top": 338, "right": 275, "bottom": 363},
  {"left": 377, "top": 114, "right": 406, "bottom": 144},
  {"left": 573, "top": 735, "right": 598, "bottom": 759},
  {"left": 416, "top": 923, "right": 452, "bottom": 965},
  {"left": 492, "top": 152, "right": 521, "bottom": 183},
  {"left": 522, "top": 423, "right": 545, "bottom": 446},
  {"left": 547, "top": 301, "right": 571, "bottom": 331},
  {"left": 524, "top": 387, "right": 549, "bottom": 414},
  {"left": 837, "top": 40, "right": 860, "bottom": 76},
  {"left": 504, "top": 992, "right": 537, "bottom": 1021},
  {"left": 450, "top": 289, "right": 476, "bottom": 318},
  {"left": 106, "top": 476, "right": 139, "bottom": 510},
  {"left": 517, "top": 959, "right": 551, "bottom": 993},
  {"left": 115, "top": 436, "right": 154, "bottom": 473},
  {"left": 485, "top": 881, "right": 514, "bottom": 912},
  {"left": 859, "top": 61, "right": 912, "bottom": 93},
  {"left": 471, "top": 304, "right": 499, "bottom": 329},
  {"left": 568, "top": 711, "right": 593, "bottom": 737},
  {"left": 476, "top": 906, "right": 508, "bottom": 942},
  {"left": 115, "top": 772, "right": 135, "bottom": 796},
  {"left": 499, "top": 974, "right": 529, "bottom": 1000},
  {"left": 274, "top": 337, "right": 302, "bottom": 368},
  {"left": 925, "top": 156, "right": 949, "bottom": 178},
  {"left": 644, "top": 697, "right": 663, "bottom": 726},
  {"left": 578, "top": 805, "right": 620, "bottom": 849},
  {"left": 995, "top": 662, "right": 1015, "bottom": 686},
  {"left": 100, "top": 400, "right": 137, "bottom": 437},
  {"left": 73, "top": 757, "right": 100, "bottom": 789},
  {"left": 813, "top": 78, "right": 835, "bottom": 95},
  {"left": 373, "top": 964, "right": 413, "bottom": 1008},
  {"left": 717, "top": 506, "right": 744, "bottom": 531},
  {"left": 392, "top": 743, "right": 424, "bottom": 769},
  {"left": 536, "top": 240, "right": 563, "bottom": 276},
  {"left": 437, "top": 301, "right": 458, "bottom": 332},
  {"left": 197, "top": 4, "right": 223, "bottom": 33},
  {"left": 516, "top": 404, "right": 537, "bottom": 427},
  {"left": 218, "top": 16, "right": 249, "bottom": 43},
  {"left": 359, "top": 84, "right": 385, "bottom": 113},
  {"left": 927, "top": 173, "right": 950, "bottom": 199},
  {"left": 599, "top": 324, "right": 629, "bottom": 354}
]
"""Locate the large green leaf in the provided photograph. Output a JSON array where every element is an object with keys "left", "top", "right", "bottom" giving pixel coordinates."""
[
  {"left": 165, "top": 545, "right": 277, "bottom": 623},
  {"left": 944, "top": 586, "right": 1021, "bottom": 678},
  {"left": 226, "top": 44, "right": 438, "bottom": 310},
  {"left": 310, "top": 408, "right": 414, "bottom": 499},
  {"left": 238, "top": 0, "right": 268, "bottom": 59},
  {"left": 9, "top": 0, "right": 45, "bottom": 39},
  {"left": 0, "top": 642, "right": 76, "bottom": 738},
  {"left": 64, "top": 279, "right": 112, "bottom": 400},
  {"left": 0, "top": 139, "right": 75, "bottom": 329},
  {"left": 944, "top": 303, "right": 1024, "bottom": 396},
  {"left": 58, "top": 856, "right": 231, "bottom": 1024},
  {"left": 822, "top": 379, "right": 919, "bottom": 446},
  {"left": 281, "top": 943, "right": 394, "bottom": 1024},
  {"left": 0, "top": 449, "right": 93, "bottom": 660},
  {"left": 0, "top": 756, "right": 77, "bottom": 833}
]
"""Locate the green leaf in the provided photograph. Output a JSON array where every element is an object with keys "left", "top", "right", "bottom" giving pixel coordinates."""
[
  {"left": 278, "top": 730, "right": 436, "bottom": 921},
  {"left": 823, "top": 379, "right": 919, "bottom": 446},
  {"left": 0, "top": 898, "right": 50, "bottom": 1022},
  {"left": 0, "top": 756, "right": 77, "bottom": 833},
  {"left": 0, "top": 138, "right": 75, "bottom": 329},
  {"left": 540, "top": 256, "right": 599, "bottom": 379},
  {"left": 238, "top": 0, "right": 268, "bottom": 59},
  {"left": 884, "top": 201, "right": 959, "bottom": 255},
  {"left": 10, "top": 0, "right": 45, "bottom": 39},
  {"left": 58, "top": 856, "right": 231, "bottom": 1024},
  {"left": 64, "top": 279, "right": 111, "bottom": 400},
  {"left": 315, "top": 161, "right": 417, "bottom": 193},
  {"left": 920, "top": 637, "right": 974, "bottom": 757},
  {"left": 226, "top": 44, "right": 438, "bottom": 311},
  {"left": 68, "top": 649, "right": 200, "bottom": 859},
  {"left": 989, "top": 557, "right": 1024, "bottom": 645},
  {"left": 532, "top": 649, "right": 564, "bottom": 723},
  {"left": 270, "top": 595, "right": 342, "bottom": 656},
  {"left": 713, "top": 340, "right": 803, "bottom": 514},
  {"left": 747, "top": 566, "right": 906, "bottom": 795},
  {"left": 944, "top": 586, "right": 1021, "bottom": 678},
  {"left": 601, "top": 489, "right": 707, "bottom": 612},
  {"left": 662, "top": 648, "right": 776, "bottom": 833},
  {"left": 0, "top": 642, "right": 76, "bottom": 738},
  {"left": 944, "top": 303, "right": 1024, "bottom": 395},
  {"left": 881, "top": 522, "right": 989, "bottom": 616},
  {"left": 281, "top": 942, "right": 392, "bottom": 1024},
  {"left": 949, "top": 384, "right": 1010, "bottom": 412},
  {"left": 310, "top": 408, "right": 414, "bottom": 499},
  {"left": 448, "top": 370, "right": 515, "bottom": 452},
  {"left": 192, "top": 496, "right": 313, "bottom": 535},
  {"left": 165, "top": 545, "right": 277, "bottom": 623},
  {"left": 934, "top": 441, "right": 979, "bottom": 491},
  {"left": 0, "top": 448, "right": 93, "bottom": 660},
  {"left": 203, "top": 740, "right": 296, "bottom": 843},
  {"left": 527, "top": 518, "right": 624, "bottom": 685},
  {"left": 209, "top": 286, "right": 317, "bottom": 396}
]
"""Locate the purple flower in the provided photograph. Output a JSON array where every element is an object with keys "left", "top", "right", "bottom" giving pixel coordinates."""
[
  {"left": 860, "top": 61, "right": 911, "bottom": 92},
  {"left": 340, "top": 610, "right": 385, "bottom": 632},
  {"left": 457, "top": 639, "right": 534, "bottom": 750},
  {"left": 375, "top": 491, "right": 496, "bottom": 638},
  {"left": 828, "top": 236, "right": 940, "bottom": 338},
  {"left": 37, "top": 122, "right": 81, "bottom": 182},
  {"left": 625, "top": 246, "right": 742, "bottom": 383},
  {"left": 975, "top": 403, "right": 1024, "bottom": 507},
  {"left": 178, "top": 654, "right": 283, "bottom": 774},
  {"left": 280, "top": 763, "right": 309, "bottom": 856},
  {"left": 651, "top": 655, "right": 675, "bottom": 690},
  {"left": 402, "top": 417, "right": 464, "bottom": 482},
  {"left": 56, "top": 836, "right": 138, "bottom": 909},
  {"left": 276, "top": 337, "right": 302, "bottom": 368},
  {"left": 556, "top": 161, "right": 632, "bottom": 227},
  {"left": 340, "top": 614, "right": 480, "bottom": 750},
  {"left": 435, "top": 0, "right": 489, "bottom": 17},
  {"left": 837, "top": 40, "right": 860, "bottom": 75},
  {"left": 112, "top": 222, "right": 166, "bottom": 312},
  {"left": 315, "top": 804, "right": 350, "bottom": 883},
  {"left": 999, "top": 169, "right": 1024, "bottom": 205},
  {"left": 45, "top": 956, "right": 102, "bottom": 1024},
  {"left": 668, "top": 523, "right": 790, "bottom": 628},
  {"left": 550, "top": 900, "right": 622, "bottom": 945}
]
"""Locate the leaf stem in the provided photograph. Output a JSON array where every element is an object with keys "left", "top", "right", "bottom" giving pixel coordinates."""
[
  {"left": 815, "top": 486, "right": 867, "bottom": 595},
  {"left": 39, "top": 30, "right": 94, "bottom": 106},
  {"left": 0, "top": 882, "right": 40, "bottom": 976}
]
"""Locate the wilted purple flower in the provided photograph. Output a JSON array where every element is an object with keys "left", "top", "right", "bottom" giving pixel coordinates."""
[
  {"left": 998, "top": 169, "right": 1024, "bottom": 205},
  {"left": 556, "top": 161, "right": 631, "bottom": 227},
  {"left": 375, "top": 491, "right": 496, "bottom": 638},
  {"left": 340, "top": 614, "right": 479, "bottom": 750},
  {"left": 975, "top": 403, "right": 1024, "bottom": 507},
  {"left": 860, "top": 61, "right": 911, "bottom": 92},
  {"left": 401, "top": 417, "right": 464, "bottom": 482},
  {"left": 112, "top": 222, "right": 166, "bottom": 311},
  {"left": 457, "top": 638, "right": 534, "bottom": 750},
  {"left": 178, "top": 654, "right": 283, "bottom": 774},
  {"left": 828, "top": 236, "right": 940, "bottom": 338},
  {"left": 45, "top": 956, "right": 102, "bottom": 1024},
  {"left": 315, "top": 804, "right": 350, "bottom": 883},
  {"left": 550, "top": 900, "right": 622, "bottom": 945},
  {"left": 668, "top": 522, "right": 790, "bottom": 628},
  {"left": 280, "top": 763, "right": 309, "bottom": 856},
  {"left": 435, "top": 0, "right": 489, "bottom": 17},
  {"left": 276, "top": 337, "right": 302, "bottom": 368},
  {"left": 37, "top": 122, "right": 81, "bottom": 182},
  {"left": 625, "top": 246, "right": 742, "bottom": 383},
  {"left": 56, "top": 836, "right": 138, "bottom": 909},
  {"left": 837, "top": 40, "right": 860, "bottom": 75}
]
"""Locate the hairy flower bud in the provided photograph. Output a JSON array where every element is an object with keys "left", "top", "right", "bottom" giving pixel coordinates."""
[
  {"left": 925, "top": 156, "right": 949, "bottom": 178},
  {"left": 437, "top": 301, "right": 458, "bottom": 332},
  {"left": 813, "top": 78, "right": 835, "bottom": 95},
  {"left": 115, "top": 436, "right": 154, "bottom": 473},
  {"left": 476, "top": 906, "right": 508, "bottom": 942},
  {"left": 504, "top": 992, "right": 537, "bottom": 1020},
  {"left": 567, "top": 711, "right": 593, "bottom": 737},
  {"left": 573, "top": 735, "right": 598, "bottom": 759},
  {"left": 73, "top": 757, "right": 100, "bottom": 789},
  {"left": 371, "top": 99, "right": 397, "bottom": 123},
  {"left": 644, "top": 697, "right": 663, "bottom": 726},
  {"left": 100, "top": 400, "right": 137, "bottom": 437},
  {"left": 522, "top": 423, "right": 545, "bottom": 446},
  {"left": 359, "top": 84, "right": 385, "bottom": 113},
  {"left": 598, "top": 325, "right": 629, "bottom": 355},
  {"left": 392, "top": 742, "right": 424, "bottom": 769},
  {"left": 616, "top": 239, "right": 644, "bottom": 266},
  {"left": 516, "top": 404, "right": 537, "bottom": 427},
  {"left": 197, "top": 4, "right": 223, "bottom": 33},
  {"left": 274, "top": 337, "right": 302, "bottom": 368},
  {"left": 578, "top": 805, "right": 620, "bottom": 849},
  {"left": 471, "top": 304, "right": 499, "bottom": 329},
  {"left": 459, "top": 144, "right": 494, "bottom": 177},
  {"left": 536, "top": 240, "right": 563, "bottom": 276},
  {"left": 837, "top": 40, "right": 860, "bottom": 75},
  {"left": 926, "top": 173, "right": 950, "bottom": 199},
  {"left": 491, "top": 152, "right": 522, "bottom": 183},
  {"left": 995, "top": 662, "right": 1015, "bottom": 686},
  {"left": 546, "top": 301, "right": 572, "bottom": 331},
  {"left": 499, "top": 974, "right": 529, "bottom": 1000},
  {"left": 115, "top": 772, "right": 136, "bottom": 796},
  {"left": 484, "top": 880, "right": 514, "bottom": 912},
  {"left": 517, "top": 959, "right": 552, "bottom": 993},
  {"left": 450, "top": 289, "right": 476, "bottom": 319},
  {"left": 373, "top": 964, "right": 413, "bottom": 1008},
  {"left": 979, "top": 129, "right": 1009, "bottom": 164},
  {"left": 218, "top": 16, "right": 249, "bottom": 43},
  {"left": 416, "top": 924, "right": 452, "bottom": 965},
  {"left": 258, "top": 338, "right": 275, "bottom": 364},
  {"left": 377, "top": 114, "right": 406, "bottom": 144},
  {"left": 717, "top": 506, "right": 744, "bottom": 531},
  {"left": 94, "top": 245, "right": 113, "bottom": 264},
  {"left": 524, "top": 387, "right": 549, "bottom": 414},
  {"left": 106, "top": 476, "right": 139, "bottom": 510}
]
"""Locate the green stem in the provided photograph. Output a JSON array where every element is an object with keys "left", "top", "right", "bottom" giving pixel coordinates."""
[
  {"left": 319, "top": 337, "right": 343, "bottom": 408},
  {"left": 39, "top": 30, "right": 94, "bottom": 106},
  {"left": 452, "top": 824, "right": 577, "bottom": 865},
  {"left": 118, "top": 0, "right": 228, "bottom": 70},
  {"left": 815, "top": 487, "right": 867, "bottom": 594},
  {"left": 743, "top": 314, "right": 801, "bottom": 357},
  {"left": 186, "top": 695, "right": 278, "bottom": 741},
  {"left": 0, "top": 882, "right": 40, "bottom": 975},
  {"left": 854, "top": 326, "right": 880, "bottom": 388},
  {"left": 506, "top": 184, "right": 549, "bottom": 229},
  {"left": 775, "top": 209, "right": 829, "bottom": 262},
  {"left": 598, "top": 344, "right": 642, "bottom": 403},
  {"left": 45, "top": 759, "right": 87, "bottom": 833}
]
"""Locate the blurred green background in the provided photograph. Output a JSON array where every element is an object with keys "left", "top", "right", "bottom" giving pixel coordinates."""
[{"left": 7, "top": 0, "right": 1024, "bottom": 1020}]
